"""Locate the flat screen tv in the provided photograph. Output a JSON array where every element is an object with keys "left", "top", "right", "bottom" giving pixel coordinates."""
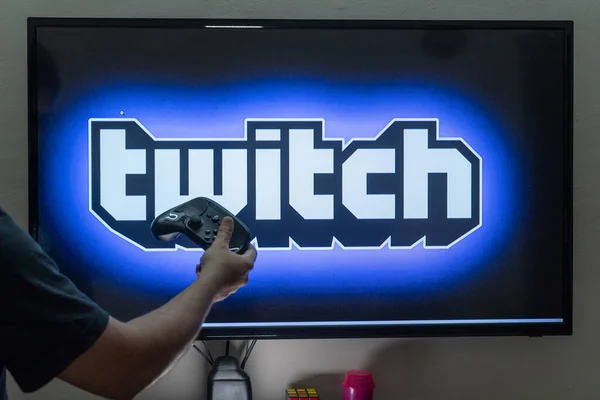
[{"left": 27, "top": 18, "right": 573, "bottom": 339}]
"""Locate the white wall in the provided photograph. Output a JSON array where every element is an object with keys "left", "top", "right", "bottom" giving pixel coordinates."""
[{"left": 0, "top": 0, "right": 595, "bottom": 399}]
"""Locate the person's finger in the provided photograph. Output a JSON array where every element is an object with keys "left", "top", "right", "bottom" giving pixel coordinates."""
[
  {"left": 214, "top": 216, "right": 234, "bottom": 247},
  {"left": 242, "top": 243, "right": 258, "bottom": 263}
]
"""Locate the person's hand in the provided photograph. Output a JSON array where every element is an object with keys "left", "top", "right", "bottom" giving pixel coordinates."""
[{"left": 196, "top": 216, "right": 257, "bottom": 302}]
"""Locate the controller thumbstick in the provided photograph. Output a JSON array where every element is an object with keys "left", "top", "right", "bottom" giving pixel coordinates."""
[{"left": 189, "top": 216, "right": 203, "bottom": 227}]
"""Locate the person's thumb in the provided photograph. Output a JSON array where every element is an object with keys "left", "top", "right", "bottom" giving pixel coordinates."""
[{"left": 214, "top": 216, "right": 234, "bottom": 247}]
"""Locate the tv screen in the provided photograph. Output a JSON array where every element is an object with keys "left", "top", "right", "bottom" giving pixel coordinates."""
[{"left": 28, "top": 18, "right": 573, "bottom": 339}]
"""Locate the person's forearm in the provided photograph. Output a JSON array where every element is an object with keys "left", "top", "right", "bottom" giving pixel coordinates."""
[
  {"left": 122, "top": 277, "right": 217, "bottom": 397},
  {"left": 57, "top": 219, "right": 255, "bottom": 400}
]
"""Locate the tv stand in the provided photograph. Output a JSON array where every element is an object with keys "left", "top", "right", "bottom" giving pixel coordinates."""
[{"left": 207, "top": 355, "right": 252, "bottom": 400}]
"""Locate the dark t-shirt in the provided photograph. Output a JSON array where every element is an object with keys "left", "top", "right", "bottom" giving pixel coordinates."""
[
  {"left": 0, "top": 206, "right": 109, "bottom": 398},
  {"left": 0, "top": 367, "right": 6, "bottom": 400}
]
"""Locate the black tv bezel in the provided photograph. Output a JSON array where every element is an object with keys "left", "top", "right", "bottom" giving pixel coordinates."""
[{"left": 27, "top": 17, "right": 574, "bottom": 340}]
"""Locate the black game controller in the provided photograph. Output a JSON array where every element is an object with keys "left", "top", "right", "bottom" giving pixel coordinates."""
[{"left": 151, "top": 197, "right": 252, "bottom": 254}]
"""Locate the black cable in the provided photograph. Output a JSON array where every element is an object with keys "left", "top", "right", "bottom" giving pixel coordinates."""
[
  {"left": 202, "top": 340, "right": 214, "bottom": 363},
  {"left": 193, "top": 343, "right": 213, "bottom": 366},
  {"left": 240, "top": 340, "right": 257, "bottom": 370},
  {"left": 225, "top": 340, "right": 230, "bottom": 356},
  {"left": 241, "top": 340, "right": 257, "bottom": 369}
]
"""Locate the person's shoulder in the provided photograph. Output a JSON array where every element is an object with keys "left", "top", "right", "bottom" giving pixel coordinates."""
[
  {"left": 0, "top": 206, "right": 26, "bottom": 237},
  {"left": 0, "top": 205, "right": 9, "bottom": 221},
  {"left": 0, "top": 205, "right": 19, "bottom": 229}
]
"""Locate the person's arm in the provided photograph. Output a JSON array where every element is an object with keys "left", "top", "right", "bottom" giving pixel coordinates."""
[
  {"left": 57, "top": 279, "right": 216, "bottom": 399},
  {"left": 0, "top": 208, "right": 255, "bottom": 400},
  {"left": 57, "top": 216, "right": 256, "bottom": 400}
]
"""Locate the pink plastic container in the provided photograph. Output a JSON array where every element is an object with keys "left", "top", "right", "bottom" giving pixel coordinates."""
[{"left": 342, "top": 370, "right": 375, "bottom": 400}]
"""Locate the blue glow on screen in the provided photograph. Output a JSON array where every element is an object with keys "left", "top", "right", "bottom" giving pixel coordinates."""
[{"left": 38, "top": 79, "right": 520, "bottom": 299}]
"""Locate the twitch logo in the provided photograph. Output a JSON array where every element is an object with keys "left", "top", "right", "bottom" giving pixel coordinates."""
[{"left": 89, "top": 118, "right": 482, "bottom": 251}]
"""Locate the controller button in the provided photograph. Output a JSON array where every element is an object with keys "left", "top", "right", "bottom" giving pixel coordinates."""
[
  {"left": 174, "top": 208, "right": 183, "bottom": 213},
  {"left": 212, "top": 215, "right": 220, "bottom": 222},
  {"left": 213, "top": 228, "right": 219, "bottom": 234},
  {"left": 205, "top": 229, "right": 211, "bottom": 235},
  {"left": 207, "top": 213, "right": 213, "bottom": 218},
  {"left": 165, "top": 213, "right": 179, "bottom": 221},
  {"left": 190, "top": 216, "right": 202, "bottom": 225}
]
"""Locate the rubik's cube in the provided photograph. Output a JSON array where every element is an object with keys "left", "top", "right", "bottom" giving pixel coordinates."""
[{"left": 286, "top": 388, "right": 319, "bottom": 399}]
